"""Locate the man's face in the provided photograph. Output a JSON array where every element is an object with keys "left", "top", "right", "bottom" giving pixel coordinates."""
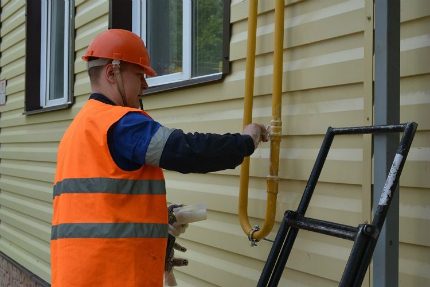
[{"left": 121, "top": 63, "right": 148, "bottom": 109}]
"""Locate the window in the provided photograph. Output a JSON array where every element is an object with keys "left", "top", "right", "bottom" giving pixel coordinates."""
[
  {"left": 111, "top": 0, "right": 230, "bottom": 92},
  {"left": 25, "top": 0, "right": 74, "bottom": 113}
]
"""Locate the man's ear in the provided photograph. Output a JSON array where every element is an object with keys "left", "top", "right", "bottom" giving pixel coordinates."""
[{"left": 104, "top": 64, "right": 116, "bottom": 84}]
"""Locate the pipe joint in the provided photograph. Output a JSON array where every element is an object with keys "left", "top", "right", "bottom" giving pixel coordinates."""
[
  {"left": 270, "top": 120, "right": 282, "bottom": 140},
  {"left": 266, "top": 176, "right": 279, "bottom": 194}
]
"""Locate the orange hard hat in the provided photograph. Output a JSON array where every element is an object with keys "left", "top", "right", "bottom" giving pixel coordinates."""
[{"left": 82, "top": 29, "right": 156, "bottom": 76}]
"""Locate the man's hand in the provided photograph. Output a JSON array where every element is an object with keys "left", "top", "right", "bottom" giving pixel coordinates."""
[{"left": 242, "top": 123, "right": 269, "bottom": 148}]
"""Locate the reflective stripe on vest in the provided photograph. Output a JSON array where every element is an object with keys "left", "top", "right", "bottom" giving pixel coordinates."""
[
  {"left": 53, "top": 177, "right": 166, "bottom": 197},
  {"left": 51, "top": 222, "right": 168, "bottom": 240}
]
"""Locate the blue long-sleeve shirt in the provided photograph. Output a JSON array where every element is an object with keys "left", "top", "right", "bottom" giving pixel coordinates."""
[{"left": 89, "top": 94, "right": 255, "bottom": 173}]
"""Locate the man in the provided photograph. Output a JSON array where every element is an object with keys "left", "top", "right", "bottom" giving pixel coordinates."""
[{"left": 51, "top": 29, "right": 268, "bottom": 286}]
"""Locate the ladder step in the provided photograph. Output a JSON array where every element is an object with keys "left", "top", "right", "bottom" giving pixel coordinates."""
[{"left": 285, "top": 211, "right": 358, "bottom": 241}]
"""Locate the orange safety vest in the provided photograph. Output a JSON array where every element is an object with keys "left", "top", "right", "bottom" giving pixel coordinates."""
[{"left": 51, "top": 99, "right": 168, "bottom": 286}]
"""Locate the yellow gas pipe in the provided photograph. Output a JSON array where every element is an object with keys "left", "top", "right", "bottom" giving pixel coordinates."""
[{"left": 239, "top": 0, "right": 284, "bottom": 244}]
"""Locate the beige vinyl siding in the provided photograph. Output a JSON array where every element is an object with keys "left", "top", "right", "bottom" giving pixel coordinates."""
[
  {"left": 155, "top": 0, "right": 372, "bottom": 285},
  {"left": 0, "top": 0, "right": 108, "bottom": 283},
  {"left": 0, "top": 0, "right": 51, "bottom": 282},
  {"left": 398, "top": 0, "right": 430, "bottom": 285},
  {"left": 152, "top": 0, "right": 428, "bottom": 286},
  {"left": 0, "top": 0, "right": 428, "bottom": 286}
]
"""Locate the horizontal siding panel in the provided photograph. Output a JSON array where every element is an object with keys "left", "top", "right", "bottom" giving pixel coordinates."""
[
  {"left": 400, "top": 46, "right": 430, "bottom": 78},
  {"left": 230, "top": 0, "right": 302, "bottom": 23},
  {"left": 401, "top": 14, "right": 430, "bottom": 39},
  {"left": 230, "top": 0, "right": 268, "bottom": 23},
  {"left": 0, "top": 174, "right": 52, "bottom": 202},
  {"left": 400, "top": 75, "right": 430, "bottom": 124},
  {"left": 226, "top": 58, "right": 364, "bottom": 93},
  {"left": 248, "top": 156, "right": 363, "bottom": 185},
  {"left": 175, "top": 272, "right": 217, "bottom": 287},
  {"left": 401, "top": 0, "right": 430, "bottom": 22},
  {"left": 166, "top": 173, "right": 362, "bottom": 224},
  {"left": 75, "top": 14, "right": 109, "bottom": 51},
  {"left": 177, "top": 239, "right": 265, "bottom": 286},
  {"left": 176, "top": 235, "right": 342, "bottom": 286},
  {"left": 0, "top": 38, "right": 24, "bottom": 67},
  {"left": 230, "top": 48, "right": 364, "bottom": 91},
  {"left": 230, "top": 6, "right": 364, "bottom": 61},
  {"left": 283, "top": 59, "right": 363, "bottom": 91},
  {"left": 0, "top": 91, "right": 24, "bottom": 113},
  {"left": 230, "top": 1, "right": 364, "bottom": 60},
  {"left": 144, "top": 75, "right": 363, "bottom": 113},
  {"left": 0, "top": 74, "right": 24, "bottom": 96},
  {"left": 0, "top": 223, "right": 49, "bottom": 263},
  {"left": 288, "top": 232, "right": 353, "bottom": 282},
  {"left": 74, "top": 70, "right": 93, "bottom": 97},
  {"left": 0, "top": 24, "right": 25, "bottom": 52},
  {"left": 0, "top": 206, "right": 51, "bottom": 242},
  {"left": 0, "top": 159, "right": 55, "bottom": 182},
  {"left": 400, "top": 216, "right": 430, "bottom": 247},
  {"left": 0, "top": 1, "right": 25, "bottom": 36},
  {"left": 75, "top": 0, "right": 108, "bottom": 29},
  {"left": 0, "top": 0, "right": 24, "bottom": 23},
  {"left": 228, "top": 58, "right": 364, "bottom": 94},
  {"left": 151, "top": 85, "right": 365, "bottom": 135},
  {"left": 284, "top": 111, "right": 364, "bottom": 135},
  {"left": 399, "top": 243, "right": 430, "bottom": 286},
  {"left": 144, "top": 79, "right": 246, "bottom": 110},
  {"left": 0, "top": 56, "right": 25, "bottom": 80},
  {"left": 0, "top": 107, "right": 76, "bottom": 128},
  {"left": 284, "top": 9, "right": 363, "bottom": 50},
  {"left": 400, "top": 158, "right": 430, "bottom": 189},
  {"left": 175, "top": 221, "right": 351, "bottom": 285},
  {"left": 0, "top": 143, "right": 58, "bottom": 162},
  {"left": 0, "top": 190, "right": 51, "bottom": 222},
  {"left": 0, "top": 121, "right": 69, "bottom": 143}
]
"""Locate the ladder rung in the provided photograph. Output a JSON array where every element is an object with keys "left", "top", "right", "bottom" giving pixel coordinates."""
[{"left": 285, "top": 211, "right": 358, "bottom": 241}]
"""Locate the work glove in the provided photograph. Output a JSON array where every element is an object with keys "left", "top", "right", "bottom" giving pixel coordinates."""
[
  {"left": 164, "top": 204, "right": 207, "bottom": 286},
  {"left": 168, "top": 222, "right": 189, "bottom": 237},
  {"left": 167, "top": 204, "right": 189, "bottom": 237},
  {"left": 164, "top": 237, "right": 188, "bottom": 286}
]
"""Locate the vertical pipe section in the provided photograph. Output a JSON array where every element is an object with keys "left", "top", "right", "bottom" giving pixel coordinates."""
[
  {"left": 239, "top": 0, "right": 285, "bottom": 242},
  {"left": 238, "top": 0, "right": 258, "bottom": 239},
  {"left": 266, "top": 0, "right": 284, "bottom": 238}
]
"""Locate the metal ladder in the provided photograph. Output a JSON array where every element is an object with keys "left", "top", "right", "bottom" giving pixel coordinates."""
[{"left": 258, "top": 122, "right": 418, "bottom": 287}]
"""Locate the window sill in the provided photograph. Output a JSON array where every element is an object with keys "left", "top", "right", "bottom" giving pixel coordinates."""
[
  {"left": 24, "top": 102, "right": 74, "bottom": 115},
  {"left": 145, "top": 73, "right": 224, "bottom": 95}
]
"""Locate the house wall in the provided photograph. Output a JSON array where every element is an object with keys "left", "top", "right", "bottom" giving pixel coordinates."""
[
  {"left": 1, "top": 0, "right": 52, "bottom": 283},
  {"left": 0, "top": 0, "right": 110, "bottom": 283},
  {"left": 0, "top": 0, "right": 428, "bottom": 286},
  {"left": 161, "top": 0, "right": 373, "bottom": 285}
]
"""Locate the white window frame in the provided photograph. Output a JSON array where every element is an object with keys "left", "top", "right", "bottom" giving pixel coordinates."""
[
  {"left": 40, "top": 0, "right": 71, "bottom": 108},
  {"left": 131, "top": 0, "right": 193, "bottom": 87}
]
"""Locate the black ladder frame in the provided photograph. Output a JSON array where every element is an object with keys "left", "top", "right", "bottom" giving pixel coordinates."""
[{"left": 258, "top": 122, "right": 417, "bottom": 287}]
